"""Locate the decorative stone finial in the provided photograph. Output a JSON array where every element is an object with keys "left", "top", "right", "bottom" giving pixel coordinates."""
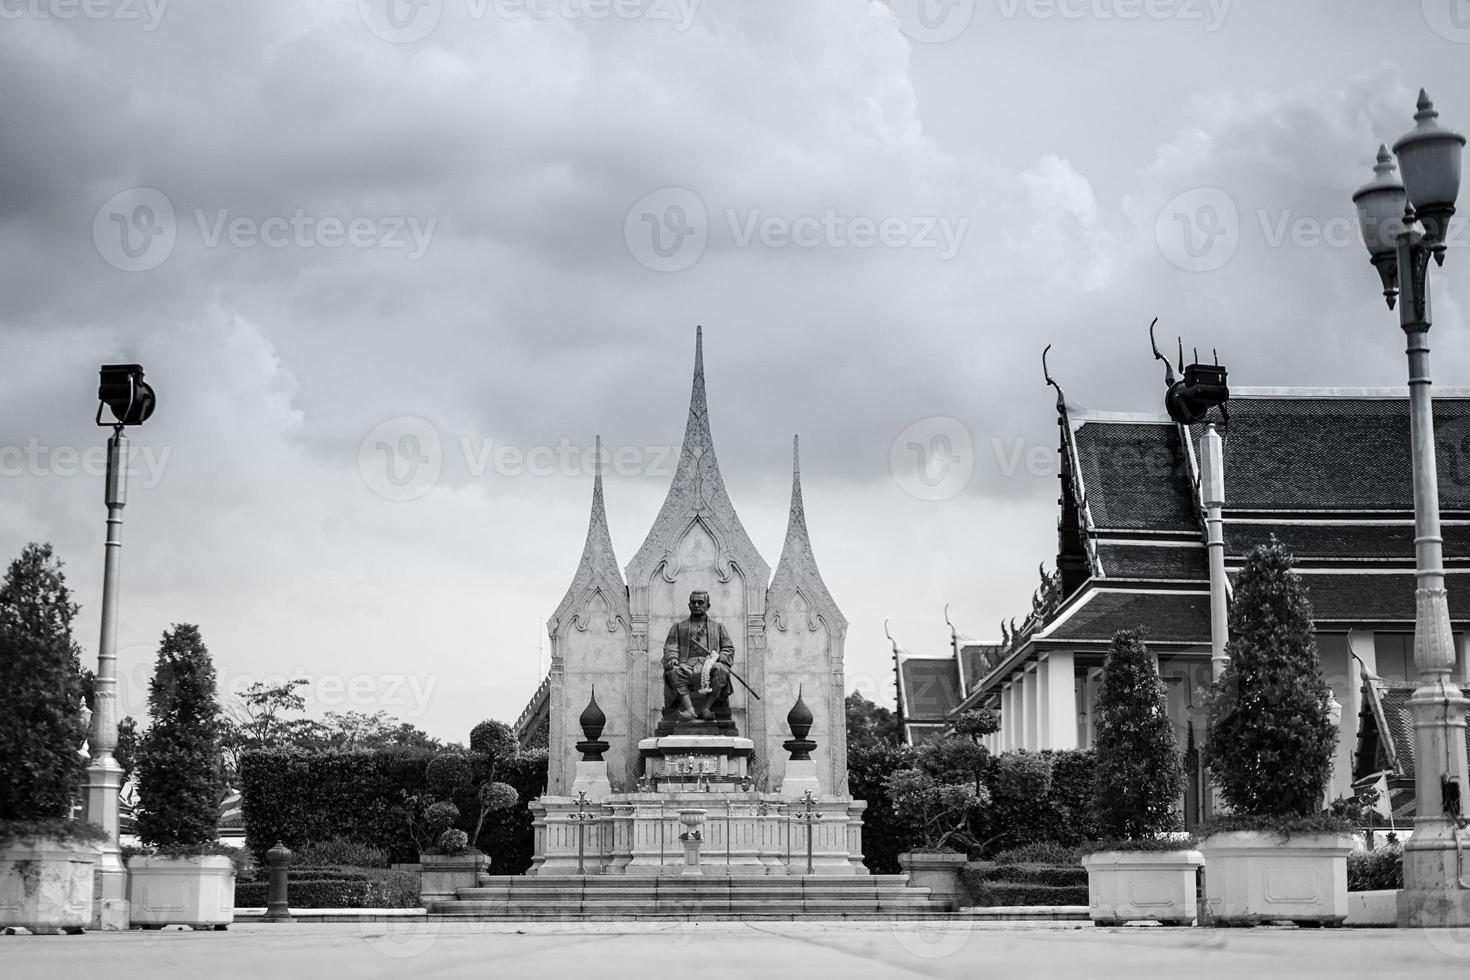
[
  {"left": 782, "top": 686, "right": 817, "bottom": 762},
  {"left": 576, "top": 686, "right": 610, "bottom": 762},
  {"left": 579, "top": 686, "right": 606, "bottom": 742}
]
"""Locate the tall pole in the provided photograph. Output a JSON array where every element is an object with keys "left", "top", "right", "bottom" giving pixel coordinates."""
[
  {"left": 1395, "top": 217, "right": 1470, "bottom": 928},
  {"left": 84, "top": 426, "right": 130, "bottom": 930},
  {"left": 1201, "top": 424, "right": 1228, "bottom": 682}
]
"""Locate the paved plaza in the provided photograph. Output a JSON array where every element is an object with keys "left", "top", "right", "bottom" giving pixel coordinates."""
[{"left": 7, "top": 921, "right": 1470, "bottom": 980}]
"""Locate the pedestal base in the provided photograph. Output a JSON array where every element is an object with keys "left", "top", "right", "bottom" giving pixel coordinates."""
[
  {"left": 570, "top": 761, "right": 613, "bottom": 802},
  {"left": 778, "top": 760, "right": 820, "bottom": 800},
  {"left": 1399, "top": 842, "right": 1470, "bottom": 927}
]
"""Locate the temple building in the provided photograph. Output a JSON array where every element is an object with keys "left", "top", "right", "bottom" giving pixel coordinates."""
[
  {"left": 902, "top": 362, "right": 1470, "bottom": 824},
  {"left": 519, "top": 327, "right": 850, "bottom": 799}
]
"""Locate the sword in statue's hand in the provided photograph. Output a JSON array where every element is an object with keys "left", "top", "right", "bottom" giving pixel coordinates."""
[{"left": 687, "top": 636, "right": 763, "bottom": 701}]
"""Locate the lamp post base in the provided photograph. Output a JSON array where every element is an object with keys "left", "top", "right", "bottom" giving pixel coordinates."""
[{"left": 93, "top": 867, "right": 130, "bottom": 931}]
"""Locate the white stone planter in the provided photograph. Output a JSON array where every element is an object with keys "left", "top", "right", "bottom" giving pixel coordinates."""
[
  {"left": 897, "top": 851, "right": 967, "bottom": 911},
  {"left": 1081, "top": 849, "right": 1203, "bottom": 926},
  {"left": 418, "top": 851, "right": 490, "bottom": 908},
  {"left": 1199, "top": 831, "right": 1353, "bottom": 927},
  {"left": 0, "top": 837, "right": 98, "bottom": 933},
  {"left": 127, "top": 855, "right": 236, "bottom": 929}
]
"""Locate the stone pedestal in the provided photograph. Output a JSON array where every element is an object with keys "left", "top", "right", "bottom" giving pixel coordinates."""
[
  {"left": 638, "top": 735, "right": 754, "bottom": 793},
  {"left": 778, "top": 760, "right": 820, "bottom": 800},
  {"left": 570, "top": 761, "right": 613, "bottom": 802},
  {"left": 678, "top": 809, "right": 706, "bottom": 875},
  {"left": 418, "top": 852, "right": 491, "bottom": 908}
]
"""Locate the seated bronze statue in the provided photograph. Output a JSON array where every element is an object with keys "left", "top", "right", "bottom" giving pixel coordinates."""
[{"left": 662, "top": 590, "right": 734, "bottom": 723}]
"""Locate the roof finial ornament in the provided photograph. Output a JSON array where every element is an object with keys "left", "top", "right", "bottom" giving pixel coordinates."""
[
  {"left": 1042, "top": 344, "right": 1066, "bottom": 412},
  {"left": 1148, "top": 317, "right": 1177, "bottom": 387}
]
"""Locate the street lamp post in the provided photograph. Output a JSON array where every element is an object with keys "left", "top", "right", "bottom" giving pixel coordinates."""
[
  {"left": 84, "top": 364, "right": 156, "bottom": 931},
  {"left": 1353, "top": 90, "right": 1470, "bottom": 929}
]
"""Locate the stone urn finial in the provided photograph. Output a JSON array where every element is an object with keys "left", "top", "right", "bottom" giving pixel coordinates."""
[
  {"left": 782, "top": 686, "right": 817, "bottom": 762},
  {"left": 576, "top": 686, "right": 610, "bottom": 762}
]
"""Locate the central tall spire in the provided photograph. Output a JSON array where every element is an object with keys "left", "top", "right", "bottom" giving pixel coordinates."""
[{"left": 626, "top": 327, "right": 769, "bottom": 587}]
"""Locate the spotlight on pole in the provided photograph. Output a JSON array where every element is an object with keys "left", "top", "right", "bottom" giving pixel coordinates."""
[{"left": 96, "top": 364, "right": 156, "bottom": 428}]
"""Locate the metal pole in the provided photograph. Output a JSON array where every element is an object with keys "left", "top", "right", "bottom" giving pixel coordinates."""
[
  {"left": 1395, "top": 224, "right": 1470, "bottom": 927},
  {"left": 1201, "top": 424, "right": 1228, "bottom": 682},
  {"left": 84, "top": 427, "right": 129, "bottom": 930}
]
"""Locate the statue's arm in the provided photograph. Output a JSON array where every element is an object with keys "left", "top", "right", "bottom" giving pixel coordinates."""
[
  {"left": 662, "top": 623, "right": 682, "bottom": 668},
  {"left": 716, "top": 622, "right": 734, "bottom": 664}
]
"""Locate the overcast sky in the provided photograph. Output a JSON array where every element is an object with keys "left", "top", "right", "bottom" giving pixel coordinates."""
[{"left": 4, "top": 1, "right": 1470, "bottom": 742}]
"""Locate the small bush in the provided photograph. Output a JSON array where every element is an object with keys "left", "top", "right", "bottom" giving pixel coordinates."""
[
  {"left": 295, "top": 837, "right": 390, "bottom": 869},
  {"left": 965, "top": 881, "right": 1088, "bottom": 907},
  {"left": 469, "top": 720, "right": 516, "bottom": 760},
  {"left": 0, "top": 818, "right": 107, "bottom": 848},
  {"left": 964, "top": 862, "right": 1086, "bottom": 887},
  {"left": 990, "top": 841, "right": 1080, "bottom": 866},
  {"left": 1348, "top": 846, "right": 1403, "bottom": 892}
]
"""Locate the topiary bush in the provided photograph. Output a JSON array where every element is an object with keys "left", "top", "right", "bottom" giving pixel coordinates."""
[
  {"left": 990, "top": 841, "right": 1081, "bottom": 866},
  {"left": 0, "top": 544, "right": 90, "bottom": 829},
  {"left": 1204, "top": 541, "right": 1338, "bottom": 819},
  {"left": 1091, "top": 628, "right": 1183, "bottom": 842},
  {"left": 135, "top": 624, "right": 227, "bottom": 849},
  {"left": 469, "top": 719, "right": 517, "bottom": 760}
]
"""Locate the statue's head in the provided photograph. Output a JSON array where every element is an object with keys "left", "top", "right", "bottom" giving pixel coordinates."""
[{"left": 688, "top": 590, "right": 710, "bottom": 616}]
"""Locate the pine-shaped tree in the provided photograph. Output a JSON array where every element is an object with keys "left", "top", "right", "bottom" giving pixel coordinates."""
[
  {"left": 0, "top": 543, "right": 88, "bottom": 824},
  {"left": 1092, "top": 628, "right": 1183, "bottom": 840},
  {"left": 1205, "top": 541, "right": 1337, "bottom": 818},
  {"left": 136, "top": 624, "right": 226, "bottom": 847}
]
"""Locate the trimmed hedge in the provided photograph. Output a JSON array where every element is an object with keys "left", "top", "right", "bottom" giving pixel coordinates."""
[
  {"left": 965, "top": 862, "right": 1086, "bottom": 888},
  {"left": 966, "top": 881, "right": 1089, "bottom": 907},
  {"left": 1348, "top": 846, "right": 1403, "bottom": 892},
  {"left": 234, "top": 867, "right": 419, "bottom": 908},
  {"left": 239, "top": 747, "right": 548, "bottom": 869},
  {"left": 969, "top": 750, "right": 1099, "bottom": 857}
]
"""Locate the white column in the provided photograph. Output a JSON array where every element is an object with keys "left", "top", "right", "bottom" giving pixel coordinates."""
[
  {"left": 1023, "top": 663, "right": 1039, "bottom": 749},
  {"left": 1037, "top": 656, "right": 1051, "bottom": 748},
  {"left": 1044, "top": 651, "right": 1077, "bottom": 750},
  {"left": 1457, "top": 632, "right": 1470, "bottom": 685},
  {"left": 1084, "top": 668, "right": 1104, "bottom": 748},
  {"left": 1002, "top": 682, "right": 1016, "bottom": 751}
]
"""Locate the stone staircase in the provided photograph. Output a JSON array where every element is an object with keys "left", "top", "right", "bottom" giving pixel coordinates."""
[{"left": 430, "top": 874, "right": 949, "bottom": 920}]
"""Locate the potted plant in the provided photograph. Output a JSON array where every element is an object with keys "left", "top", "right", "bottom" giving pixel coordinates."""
[
  {"left": 127, "top": 624, "right": 236, "bottom": 929},
  {"left": 1080, "top": 628, "right": 1201, "bottom": 926},
  {"left": 0, "top": 544, "right": 104, "bottom": 934},
  {"left": 888, "top": 761, "right": 989, "bottom": 911},
  {"left": 412, "top": 747, "right": 520, "bottom": 906},
  {"left": 1200, "top": 541, "right": 1354, "bottom": 927}
]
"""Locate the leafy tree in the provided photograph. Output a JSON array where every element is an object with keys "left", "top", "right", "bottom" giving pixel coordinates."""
[
  {"left": 220, "top": 679, "right": 325, "bottom": 777},
  {"left": 0, "top": 543, "right": 88, "bottom": 823},
  {"left": 115, "top": 715, "right": 139, "bottom": 786},
  {"left": 135, "top": 624, "right": 227, "bottom": 847},
  {"left": 846, "top": 738, "right": 917, "bottom": 873},
  {"left": 1092, "top": 628, "right": 1183, "bottom": 840},
  {"left": 319, "top": 710, "right": 439, "bottom": 751},
  {"left": 845, "top": 692, "right": 901, "bottom": 751},
  {"left": 1205, "top": 541, "right": 1337, "bottom": 818}
]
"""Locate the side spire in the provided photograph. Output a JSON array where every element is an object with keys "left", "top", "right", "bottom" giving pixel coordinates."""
[
  {"left": 767, "top": 435, "right": 847, "bottom": 635},
  {"left": 549, "top": 434, "right": 629, "bottom": 638}
]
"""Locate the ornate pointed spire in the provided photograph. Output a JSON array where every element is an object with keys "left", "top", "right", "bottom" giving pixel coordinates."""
[
  {"left": 627, "top": 327, "right": 769, "bottom": 588},
  {"left": 767, "top": 435, "right": 847, "bottom": 636},
  {"left": 549, "top": 434, "right": 629, "bottom": 639}
]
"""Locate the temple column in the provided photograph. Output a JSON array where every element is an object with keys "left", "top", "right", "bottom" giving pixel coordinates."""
[
  {"left": 1042, "top": 651, "right": 1077, "bottom": 750},
  {"left": 1023, "top": 662, "right": 1039, "bottom": 749}
]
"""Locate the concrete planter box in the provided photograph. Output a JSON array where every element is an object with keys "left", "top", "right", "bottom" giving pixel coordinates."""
[
  {"left": 1346, "top": 889, "right": 1399, "bottom": 927},
  {"left": 898, "top": 851, "right": 966, "bottom": 911},
  {"left": 127, "top": 855, "right": 236, "bottom": 928},
  {"left": 418, "top": 851, "right": 490, "bottom": 908},
  {"left": 0, "top": 837, "right": 98, "bottom": 933},
  {"left": 1199, "top": 831, "right": 1353, "bottom": 927},
  {"left": 1081, "top": 849, "right": 1203, "bottom": 926}
]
